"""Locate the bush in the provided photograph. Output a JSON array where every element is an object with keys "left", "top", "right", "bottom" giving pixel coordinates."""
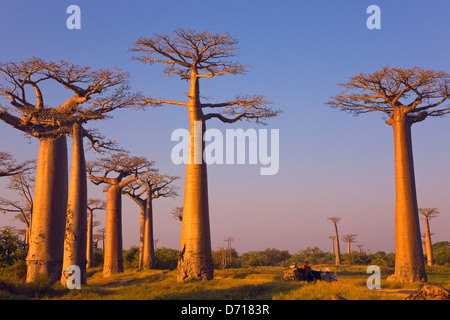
[
  {"left": 240, "top": 248, "right": 291, "bottom": 267},
  {"left": 92, "top": 248, "right": 104, "bottom": 267},
  {"left": 433, "top": 241, "right": 450, "bottom": 265},
  {"left": 154, "top": 248, "right": 179, "bottom": 270},
  {"left": 123, "top": 246, "right": 140, "bottom": 269},
  {"left": 0, "top": 229, "right": 27, "bottom": 268},
  {"left": 0, "top": 260, "right": 27, "bottom": 283},
  {"left": 282, "top": 247, "right": 334, "bottom": 266}
]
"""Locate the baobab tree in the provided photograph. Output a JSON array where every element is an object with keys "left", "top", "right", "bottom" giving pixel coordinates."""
[
  {"left": 419, "top": 208, "right": 440, "bottom": 266},
  {"left": 0, "top": 58, "right": 147, "bottom": 283},
  {"left": 224, "top": 236, "right": 234, "bottom": 268},
  {"left": 0, "top": 152, "right": 33, "bottom": 178},
  {"left": 87, "top": 153, "right": 153, "bottom": 276},
  {"left": 131, "top": 28, "right": 280, "bottom": 282},
  {"left": 171, "top": 206, "right": 183, "bottom": 222},
  {"left": 123, "top": 170, "right": 179, "bottom": 269},
  {"left": 86, "top": 199, "right": 106, "bottom": 269},
  {"left": 356, "top": 244, "right": 364, "bottom": 254},
  {"left": 342, "top": 234, "right": 358, "bottom": 254},
  {"left": 327, "top": 236, "right": 335, "bottom": 255},
  {"left": 328, "top": 67, "right": 450, "bottom": 282},
  {"left": 327, "top": 217, "right": 342, "bottom": 265},
  {"left": 0, "top": 167, "right": 35, "bottom": 244}
]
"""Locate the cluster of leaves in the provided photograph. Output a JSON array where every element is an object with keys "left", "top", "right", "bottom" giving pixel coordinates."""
[
  {"left": 432, "top": 241, "right": 450, "bottom": 266},
  {"left": 238, "top": 248, "right": 291, "bottom": 267},
  {"left": 123, "top": 247, "right": 179, "bottom": 270},
  {"left": 0, "top": 229, "right": 27, "bottom": 269}
]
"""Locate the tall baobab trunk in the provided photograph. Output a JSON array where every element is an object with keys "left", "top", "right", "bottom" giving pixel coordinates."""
[
  {"left": 389, "top": 114, "right": 427, "bottom": 282},
  {"left": 333, "top": 224, "right": 341, "bottom": 265},
  {"left": 177, "top": 72, "right": 213, "bottom": 282},
  {"left": 26, "top": 136, "right": 68, "bottom": 283},
  {"left": 86, "top": 208, "right": 94, "bottom": 268},
  {"left": 104, "top": 184, "right": 124, "bottom": 276},
  {"left": 423, "top": 217, "right": 434, "bottom": 266},
  {"left": 142, "top": 190, "right": 155, "bottom": 269},
  {"left": 138, "top": 203, "right": 145, "bottom": 269},
  {"left": 62, "top": 124, "right": 88, "bottom": 285}
]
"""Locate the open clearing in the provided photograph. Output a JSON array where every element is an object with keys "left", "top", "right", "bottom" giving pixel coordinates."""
[{"left": 7, "top": 265, "right": 443, "bottom": 300}]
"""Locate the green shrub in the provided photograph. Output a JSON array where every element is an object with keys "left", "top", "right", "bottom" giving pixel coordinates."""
[{"left": 154, "top": 248, "right": 179, "bottom": 270}]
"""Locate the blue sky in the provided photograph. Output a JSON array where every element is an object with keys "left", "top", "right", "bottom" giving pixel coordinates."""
[{"left": 1, "top": 0, "right": 449, "bottom": 254}]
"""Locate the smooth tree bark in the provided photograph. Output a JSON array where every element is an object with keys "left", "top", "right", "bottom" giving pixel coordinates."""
[
  {"left": 124, "top": 170, "right": 179, "bottom": 269},
  {"left": 61, "top": 123, "right": 88, "bottom": 285},
  {"left": 87, "top": 153, "right": 153, "bottom": 276},
  {"left": 0, "top": 58, "right": 147, "bottom": 282},
  {"left": 327, "top": 217, "right": 342, "bottom": 265},
  {"left": 342, "top": 234, "right": 357, "bottom": 254},
  {"left": 131, "top": 28, "right": 280, "bottom": 282},
  {"left": 419, "top": 208, "right": 440, "bottom": 266},
  {"left": 86, "top": 199, "right": 106, "bottom": 269},
  {"left": 28, "top": 136, "right": 68, "bottom": 282},
  {"left": 328, "top": 67, "right": 450, "bottom": 282}
]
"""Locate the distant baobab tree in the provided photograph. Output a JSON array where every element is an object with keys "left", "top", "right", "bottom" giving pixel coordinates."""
[
  {"left": 327, "top": 236, "right": 336, "bottom": 255},
  {"left": 0, "top": 152, "right": 33, "bottom": 177},
  {"left": 327, "top": 217, "right": 342, "bottom": 265},
  {"left": 0, "top": 58, "right": 148, "bottom": 283},
  {"left": 328, "top": 67, "right": 450, "bottom": 282},
  {"left": 224, "top": 236, "right": 234, "bottom": 268},
  {"left": 131, "top": 28, "right": 280, "bottom": 282},
  {"left": 171, "top": 206, "right": 183, "bottom": 222},
  {"left": 419, "top": 208, "right": 440, "bottom": 266},
  {"left": 356, "top": 244, "right": 364, "bottom": 254},
  {"left": 86, "top": 199, "right": 106, "bottom": 269},
  {"left": 0, "top": 165, "right": 35, "bottom": 245},
  {"left": 123, "top": 170, "right": 179, "bottom": 269},
  {"left": 87, "top": 153, "right": 154, "bottom": 276},
  {"left": 342, "top": 234, "right": 358, "bottom": 254}
]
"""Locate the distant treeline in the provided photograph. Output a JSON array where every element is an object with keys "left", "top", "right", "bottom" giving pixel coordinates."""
[{"left": 1, "top": 228, "right": 450, "bottom": 273}]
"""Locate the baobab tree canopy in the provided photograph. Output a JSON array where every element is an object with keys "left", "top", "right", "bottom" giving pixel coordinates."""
[
  {"left": 327, "top": 66, "right": 450, "bottom": 122},
  {"left": 0, "top": 57, "right": 148, "bottom": 140},
  {"left": 131, "top": 28, "right": 281, "bottom": 124}
]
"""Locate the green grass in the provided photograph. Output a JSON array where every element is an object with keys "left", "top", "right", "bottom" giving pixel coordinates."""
[{"left": 1, "top": 265, "right": 449, "bottom": 300}]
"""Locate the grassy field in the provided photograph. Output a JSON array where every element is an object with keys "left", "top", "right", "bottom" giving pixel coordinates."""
[{"left": 1, "top": 264, "right": 449, "bottom": 300}]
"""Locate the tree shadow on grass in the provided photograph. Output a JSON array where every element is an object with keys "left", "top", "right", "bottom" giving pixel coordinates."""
[
  {"left": 97, "top": 273, "right": 166, "bottom": 288},
  {"left": 159, "top": 280, "right": 304, "bottom": 300}
]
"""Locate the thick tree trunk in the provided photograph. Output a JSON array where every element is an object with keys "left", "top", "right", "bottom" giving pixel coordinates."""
[
  {"left": 142, "top": 192, "right": 155, "bottom": 269},
  {"left": 138, "top": 204, "right": 145, "bottom": 269},
  {"left": 424, "top": 219, "right": 434, "bottom": 266},
  {"left": 347, "top": 242, "right": 351, "bottom": 254},
  {"left": 177, "top": 72, "right": 213, "bottom": 282},
  {"left": 334, "top": 224, "right": 341, "bottom": 265},
  {"left": 86, "top": 209, "right": 93, "bottom": 268},
  {"left": 389, "top": 115, "right": 427, "bottom": 282},
  {"left": 26, "top": 136, "right": 68, "bottom": 283},
  {"left": 103, "top": 185, "right": 123, "bottom": 276},
  {"left": 62, "top": 124, "right": 88, "bottom": 285}
]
